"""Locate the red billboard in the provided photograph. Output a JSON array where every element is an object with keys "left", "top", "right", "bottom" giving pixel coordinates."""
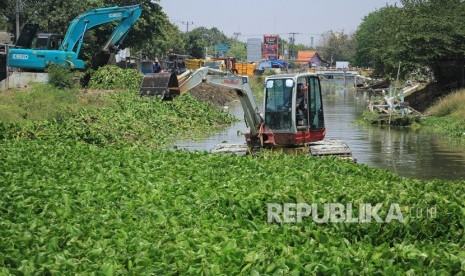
[{"left": 262, "top": 35, "right": 279, "bottom": 59}]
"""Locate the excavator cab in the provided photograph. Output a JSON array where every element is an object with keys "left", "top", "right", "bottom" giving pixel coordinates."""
[
  {"left": 33, "top": 34, "right": 64, "bottom": 50},
  {"left": 263, "top": 73, "right": 326, "bottom": 146}
]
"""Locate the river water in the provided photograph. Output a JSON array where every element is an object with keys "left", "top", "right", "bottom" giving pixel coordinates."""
[{"left": 175, "top": 80, "right": 465, "bottom": 181}]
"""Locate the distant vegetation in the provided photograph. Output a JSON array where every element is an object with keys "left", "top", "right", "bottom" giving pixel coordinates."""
[
  {"left": 2, "top": 0, "right": 464, "bottom": 86},
  {"left": 354, "top": 0, "right": 465, "bottom": 87}
]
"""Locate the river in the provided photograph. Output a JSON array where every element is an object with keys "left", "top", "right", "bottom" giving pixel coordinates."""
[{"left": 175, "top": 80, "right": 465, "bottom": 181}]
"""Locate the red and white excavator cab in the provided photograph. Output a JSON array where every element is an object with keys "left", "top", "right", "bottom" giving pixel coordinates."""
[{"left": 257, "top": 73, "right": 326, "bottom": 148}]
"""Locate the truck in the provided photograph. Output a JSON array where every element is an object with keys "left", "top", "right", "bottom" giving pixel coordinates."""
[{"left": 7, "top": 5, "right": 142, "bottom": 71}]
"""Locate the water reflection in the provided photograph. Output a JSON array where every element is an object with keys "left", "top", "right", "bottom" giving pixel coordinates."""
[{"left": 323, "top": 80, "right": 465, "bottom": 180}]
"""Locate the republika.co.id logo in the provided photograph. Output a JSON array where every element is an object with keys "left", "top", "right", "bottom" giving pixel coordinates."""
[{"left": 267, "top": 202, "right": 437, "bottom": 224}]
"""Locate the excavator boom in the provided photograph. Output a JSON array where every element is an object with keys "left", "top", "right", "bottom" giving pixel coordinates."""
[
  {"left": 60, "top": 5, "right": 142, "bottom": 53},
  {"left": 140, "top": 67, "right": 263, "bottom": 136}
]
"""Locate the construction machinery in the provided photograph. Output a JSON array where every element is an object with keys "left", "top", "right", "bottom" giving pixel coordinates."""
[
  {"left": 7, "top": 5, "right": 142, "bottom": 71},
  {"left": 140, "top": 67, "right": 353, "bottom": 158}
]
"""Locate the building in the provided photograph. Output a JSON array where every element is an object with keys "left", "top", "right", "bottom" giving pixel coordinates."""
[
  {"left": 247, "top": 38, "right": 261, "bottom": 62},
  {"left": 336, "top": 61, "right": 350, "bottom": 69},
  {"left": 296, "top": 51, "right": 327, "bottom": 69}
]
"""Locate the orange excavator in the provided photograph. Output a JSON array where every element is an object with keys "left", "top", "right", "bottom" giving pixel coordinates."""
[{"left": 140, "top": 67, "right": 352, "bottom": 157}]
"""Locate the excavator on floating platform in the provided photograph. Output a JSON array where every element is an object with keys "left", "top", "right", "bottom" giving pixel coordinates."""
[{"left": 140, "top": 68, "right": 353, "bottom": 158}]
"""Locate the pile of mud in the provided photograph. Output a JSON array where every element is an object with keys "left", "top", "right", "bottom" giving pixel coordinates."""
[{"left": 188, "top": 83, "right": 238, "bottom": 106}]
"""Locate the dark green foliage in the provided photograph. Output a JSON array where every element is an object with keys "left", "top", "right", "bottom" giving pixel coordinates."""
[
  {"left": 47, "top": 65, "right": 76, "bottom": 89},
  {"left": 354, "top": 6, "right": 408, "bottom": 77},
  {"left": 421, "top": 116, "right": 465, "bottom": 139},
  {"left": 354, "top": 0, "right": 465, "bottom": 83}
]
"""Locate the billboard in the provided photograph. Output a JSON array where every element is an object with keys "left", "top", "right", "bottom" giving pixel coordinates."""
[{"left": 263, "top": 35, "right": 279, "bottom": 59}]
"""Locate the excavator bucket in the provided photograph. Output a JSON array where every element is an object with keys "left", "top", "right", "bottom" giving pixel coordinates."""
[{"left": 139, "top": 72, "right": 180, "bottom": 100}]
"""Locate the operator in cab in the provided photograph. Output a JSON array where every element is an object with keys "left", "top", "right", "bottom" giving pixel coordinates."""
[
  {"left": 296, "top": 83, "right": 308, "bottom": 128},
  {"left": 153, "top": 59, "right": 162, "bottom": 73}
]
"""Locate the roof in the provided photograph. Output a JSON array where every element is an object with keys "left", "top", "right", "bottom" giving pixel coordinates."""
[
  {"left": 296, "top": 50, "right": 325, "bottom": 64},
  {"left": 297, "top": 51, "right": 317, "bottom": 61}
]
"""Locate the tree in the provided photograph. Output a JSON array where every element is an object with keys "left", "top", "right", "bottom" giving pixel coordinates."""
[
  {"left": 184, "top": 27, "right": 207, "bottom": 58},
  {"left": 354, "top": 0, "right": 465, "bottom": 84},
  {"left": 397, "top": 0, "right": 465, "bottom": 85},
  {"left": 317, "top": 30, "right": 356, "bottom": 66},
  {"left": 228, "top": 41, "right": 246, "bottom": 61},
  {"left": 354, "top": 6, "right": 405, "bottom": 77},
  {"left": 184, "top": 27, "right": 232, "bottom": 58}
]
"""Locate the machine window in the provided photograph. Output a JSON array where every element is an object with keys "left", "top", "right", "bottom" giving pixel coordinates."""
[{"left": 265, "top": 79, "right": 293, "bottom": 130}]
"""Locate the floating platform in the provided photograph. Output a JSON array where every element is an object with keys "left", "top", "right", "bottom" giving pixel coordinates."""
[
  {"left": 210, "top": 139, "right": 354, "bottom": 161},
  {"left": 308, "top": 139, "right": 354, "bottom": 161}
]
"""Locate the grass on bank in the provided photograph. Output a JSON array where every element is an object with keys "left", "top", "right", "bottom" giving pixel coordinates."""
[
  {"left": 0, "top": 84, "right": 104, "bottom": 124},
  {"left": 421, "top": 89, "right": 465, "bottom": 139},
  {"left": 0, "top": 83, "right": 236, "bottom": 148}
]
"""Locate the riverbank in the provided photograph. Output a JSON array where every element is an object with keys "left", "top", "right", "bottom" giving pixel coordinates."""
[
  {"left": 0, "top": 84, "right": 236, "bottom": 148},
  {"left": 419, "top": 89, "right": 465, "bottom": 139},
  {"left": 356, "top": 86, "right": 465, "bottom": 140}
]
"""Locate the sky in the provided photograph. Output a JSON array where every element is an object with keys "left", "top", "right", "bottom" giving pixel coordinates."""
[{"left": 159, "top": 0, "right": 400, "bottom": 46}]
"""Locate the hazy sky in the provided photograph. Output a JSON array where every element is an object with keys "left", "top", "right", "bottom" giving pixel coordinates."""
[{"left": 159, "top": 0, "right": 400, "bottom": 46}]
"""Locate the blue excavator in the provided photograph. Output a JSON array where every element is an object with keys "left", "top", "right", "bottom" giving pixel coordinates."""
[{"left": 7, "top": 5, "right": 142, "bottom": 71}]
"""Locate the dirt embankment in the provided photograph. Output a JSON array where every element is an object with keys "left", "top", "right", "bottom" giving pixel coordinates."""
[
  {"left": 406, "top": 83, "right": 455, "bottom": 112},
  {"left": 188, "top": 83, "right": 238, "bottom": 106}
]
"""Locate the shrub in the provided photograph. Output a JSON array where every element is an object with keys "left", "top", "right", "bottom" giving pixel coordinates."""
[{"left": 47, "top": 65, "right": 76, "bottom": 89}]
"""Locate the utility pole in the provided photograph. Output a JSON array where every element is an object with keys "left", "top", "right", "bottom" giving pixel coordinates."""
[
  {"left": 181, "top": 21, "right": 193, "bottom": 33},
  {"left": 289, "top": 32, "right": 298, "bottom": 60},
  {"left": 310, "top": 37, "right": 314, "bottom": 49},
  {"left": 15, "top": 0, "right": 20, "bottom": 43}
]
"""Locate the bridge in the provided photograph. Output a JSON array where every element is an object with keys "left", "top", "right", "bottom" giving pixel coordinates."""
[{"left": 316, "top": 69, "right": 360, "bottom": 78}]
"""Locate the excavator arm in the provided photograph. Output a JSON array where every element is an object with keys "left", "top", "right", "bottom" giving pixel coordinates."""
[
  {"left": 60, "top": 5, "right": 142, "bottom": 54},
  {"left": 140, "top": 67, "right": 264, "bottom": 137},
  {"left": 189, "top": 68, "right": 263, "bottom": 137}
]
